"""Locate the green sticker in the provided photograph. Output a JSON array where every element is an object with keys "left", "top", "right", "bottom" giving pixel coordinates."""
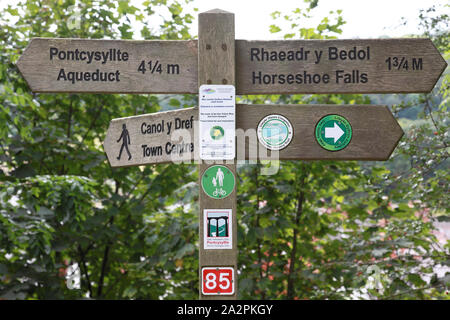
[
  {"left": 210, "top": 126, "right": 225, "bottom": 140},
  {"left": 315, "top": 114, "right": 352, "bottom": 151},
  {"left": 201, "top": 165, "right": 235, "bottom": 199}
]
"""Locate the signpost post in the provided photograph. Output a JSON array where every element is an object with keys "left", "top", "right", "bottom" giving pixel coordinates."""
[
  {"left": 197, "top": 9, "right": 238, "bottom": 300},
  {"left": 17, "top": 8, "right": 447, "bottom": 300}
]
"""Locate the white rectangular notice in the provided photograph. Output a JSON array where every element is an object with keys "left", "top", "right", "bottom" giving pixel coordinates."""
[
  {"left": 199, "top": 85, "right": 235, "bottom": 160},
  {"left": 203, "top": 209, "right": 233, "bottom": 250}
]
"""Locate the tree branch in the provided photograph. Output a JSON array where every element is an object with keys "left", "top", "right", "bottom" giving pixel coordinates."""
[
  {"left": 97, "top": 241, "right": 111, "bottom": 298},
  {"left": 253, "top": 164, "right": 266, "bottom": 299},
  {"left": 287, "top": 163, "right": 307, "bottom": 300},
  {"left": 77, "top": 244, "right": 93, "bottom": 298},
  {"left": 97, "top": 178, "right": 121, "bottom": 298},
  {"left": 60, "top": 96, "right": 74, "bottom": 175},
  {"left": 424, "top": 94, "right": 448, "bottom": 148},
  {"left": 77, "top": 100, "right": 105, "bottom": 150}
]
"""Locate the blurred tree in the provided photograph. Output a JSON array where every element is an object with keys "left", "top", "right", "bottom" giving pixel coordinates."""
[
  {"left": 0, "top": 0, "right": 199, "bottom": 299},
  {"left": 237, "top": 0, "right": 449, "bottom": 300},
  {"left": 0, "top": 0, "right": 448, "bottom": 300}
]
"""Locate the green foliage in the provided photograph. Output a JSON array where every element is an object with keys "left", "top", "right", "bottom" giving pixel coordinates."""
[
  {"left": 0, "top": 0, "right": 198, "bottom": 299},
  {"left": 236, "top": 3, "right": 449, "bottom": 300},
  {"left": 0, "top": 0, "right": 448, "bottom": 300},
  {"left": 267, "top": 2, "right": 345, "bottom": 40}
]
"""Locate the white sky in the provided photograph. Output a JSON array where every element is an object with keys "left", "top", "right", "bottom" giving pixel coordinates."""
[
  {"left": 185, "top": 0, "right": 449, "bottom": 39},
  {"left": 0, "top": 0, "right": 448, "bottom": 39}
]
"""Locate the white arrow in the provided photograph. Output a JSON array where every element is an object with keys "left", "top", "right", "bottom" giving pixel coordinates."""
[{"left": 325, "top": 122, "right": 344, "bottom": 143}]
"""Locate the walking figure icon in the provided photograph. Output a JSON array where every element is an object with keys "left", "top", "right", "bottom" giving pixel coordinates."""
[{"left": 117, "top": 124, "right": 132, "bottom": 160}]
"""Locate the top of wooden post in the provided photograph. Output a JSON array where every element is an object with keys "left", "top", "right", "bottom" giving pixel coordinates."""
[
  {"left": 197, "top": 8, "right": 235, "bottom": 86},
  {"left": 200, "top": 8, "right": 233, "bottom": 15}
]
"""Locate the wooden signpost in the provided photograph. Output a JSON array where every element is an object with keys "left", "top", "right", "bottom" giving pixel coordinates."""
[
  {"left": 104, "top": 104, "right": 404, "bottom": 167},
  {"left": 197, "top": 10, "right": 238, "bottom": 300},
  {"left": 235, "top": 38, "right": 447, "bottom": 94},
  {"left": 17, "top": 38, "right": 446, "bottom": 94},
  {"left": 17, "top": 8, "right": 447, "bottom": 300},
  {"left": 16, "top": 38, "right": 198, "bottom": 94},
  {"left": 103, "top": 108, "right": 196, "bottom": 167}
]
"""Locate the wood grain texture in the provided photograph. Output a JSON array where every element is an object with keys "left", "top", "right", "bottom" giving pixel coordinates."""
[
  {"left": 17, "top": 38, "right": 446, "bottom": 94},
  {"left": 236, "top": 38, "right": 447, "bottom": 94},
  {"left": 103, "top": 108, "right": 196, "bottom": 167},
  {"left": 237, "top": 104, "right": 404, "bottom": 161},
  {"left": 103, "top": 104, "right": 403, "bottom": 167},
  {"left": 16, "top": 38, "right": 198, "bottom": 93},
  {"left": 198, "top": 9, "right": 237, "bottom": 300}
]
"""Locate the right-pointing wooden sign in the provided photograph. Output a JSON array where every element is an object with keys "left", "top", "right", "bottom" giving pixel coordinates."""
[
  {"left": 238, "top": 104, "right": 404, "bottom": 161},
  {"left": 103, "top": 104, "right": 404, "bottom": 167},
  {"left": 236, "top": 38, "right": 447, "bottom": 94}
]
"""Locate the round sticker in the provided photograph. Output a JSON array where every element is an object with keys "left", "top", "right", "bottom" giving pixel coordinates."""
[
  {"left": 257, "top": 114, "right": 293, "bottom": 151},
  {"left": 315, "top": 114, "right": 352, "bottom": 151},
  {"left": 201, "top": 165, "right": 235, "bottom": 199},
  {"left": 210, "top": 126, "right": 225, "bottom": 140}
]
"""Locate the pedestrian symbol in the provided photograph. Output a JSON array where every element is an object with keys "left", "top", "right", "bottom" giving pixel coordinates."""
[
  {"left": 117, "top": 123, "right": 132, "bottom": 160},
  {"left": 201, "top": 165, "right": 235, "bottom": 199}
]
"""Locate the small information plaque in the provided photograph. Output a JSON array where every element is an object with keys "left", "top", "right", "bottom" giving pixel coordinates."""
[
  {"left": 199, "top": 85, "right": 236, "bottom": 160},
  {"left": 204, "top": 209, "right": 233, "bottom": 250}
]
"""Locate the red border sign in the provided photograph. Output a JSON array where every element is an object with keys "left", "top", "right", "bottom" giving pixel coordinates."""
[{"left": 201, "top": 267, "right": 234, "bottom": 295}]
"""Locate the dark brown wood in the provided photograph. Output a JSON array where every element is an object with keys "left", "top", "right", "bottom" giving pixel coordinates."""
[
  {"left": 236, "top": 104, "right": 404, "bottom": 161},
  {"left": 17, "top": 38, "right": 446, "bottom": 94},
  {"left": 236, "top": 38, "right": 447, "bottom": 94},
  {"left": 103, "top": 104, "right": 403, "bottom": 167},
  {"left": 16, "top": 38, "right": 198, "bottom": 94},
  {"left": 103, "top": 108, "right": 196, "bottom": 167},
  {"left": 198, "top": 9, "right": 237, "bottom": 300}
]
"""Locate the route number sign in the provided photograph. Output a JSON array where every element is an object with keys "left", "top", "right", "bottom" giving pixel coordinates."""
[{"left": 201, "top": 267, "right": 235, "bottom": 295}]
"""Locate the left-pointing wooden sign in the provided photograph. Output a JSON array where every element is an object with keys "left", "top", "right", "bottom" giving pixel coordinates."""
[
  {"left": 16, "top": 38, "right": 198, "bottom": 94},
  {"left": 104, "top": 104, "right": 404, "bottom": 168},
  {"left": 103, "top": 108, "right": 197, "bottom": 167}
]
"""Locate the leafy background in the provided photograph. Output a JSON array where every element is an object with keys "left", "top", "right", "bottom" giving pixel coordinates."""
[{"left": 0, "top": 0, "right": 448, "bottom": 299}]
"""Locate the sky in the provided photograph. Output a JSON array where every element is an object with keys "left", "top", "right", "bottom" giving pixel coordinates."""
[
  {"left": 0, "top": 0, "right": 448, "bottom": 39},
  {"left": 184, "top": 0, "right": 449, "bottom": 39}
]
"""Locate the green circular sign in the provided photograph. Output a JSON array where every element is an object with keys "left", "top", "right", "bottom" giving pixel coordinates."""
[
  {"left": 315, "top": 114, "right": 352, "bottom": 151},
  {"left": 201, "top": 165, "right": 235, "bottom": 199},
  {"left": 210, "top": 126, "right": 225, "bottom": 140}
]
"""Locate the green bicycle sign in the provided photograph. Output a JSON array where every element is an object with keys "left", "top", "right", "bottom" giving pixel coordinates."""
[{"left": 201, "top": 165, "right": 235, "bottom": 199}]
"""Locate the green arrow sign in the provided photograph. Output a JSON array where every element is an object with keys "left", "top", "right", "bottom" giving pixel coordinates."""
[{"left": 315, "top": 114, "right": 352, "bottom": 151}]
